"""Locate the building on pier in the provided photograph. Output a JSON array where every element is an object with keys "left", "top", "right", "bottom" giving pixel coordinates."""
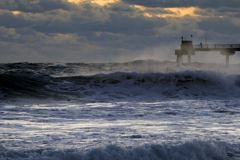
[{"left": 175, "top": 37, "right": 240, "bottom": 66}]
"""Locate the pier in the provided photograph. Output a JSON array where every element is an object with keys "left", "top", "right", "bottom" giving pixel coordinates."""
[{"left": 175, "top": 38, "right": 240, "bottom": 66}]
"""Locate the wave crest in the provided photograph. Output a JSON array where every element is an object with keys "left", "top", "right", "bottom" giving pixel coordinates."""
[{"left": 0, "top": 141, "right": 237, "bottom": 160}]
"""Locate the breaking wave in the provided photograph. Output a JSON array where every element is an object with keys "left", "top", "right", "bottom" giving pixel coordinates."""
[
  {"left": 0, "top": 61, "right": 240, "bottom": 100},
  {"left": 0, "top": 140, "right": 239, "bottom": 160}
]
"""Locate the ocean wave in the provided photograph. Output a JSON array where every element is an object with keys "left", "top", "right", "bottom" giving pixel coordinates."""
[
  {"left": 0, "top": 70, "right": 240, "bottom": 100},
  {"left": 88, "top": 70, "right": 231, "bottom": 84},
  {"left": 0, "top": 72, "right": 51, "bottom": 98},
  {"left": 0, "top": 61, "right": 240, "bottom": 100},
  {"left": 48, "top": 70, "right": 240, "bottom": 94},
  {"left": 0, "top": 140, "right": 238, "bottom": 160}
]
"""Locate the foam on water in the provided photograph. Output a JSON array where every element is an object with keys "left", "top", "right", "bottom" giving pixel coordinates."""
[{"left": 1, "top": 100, "right": 240, "bottom": 151}]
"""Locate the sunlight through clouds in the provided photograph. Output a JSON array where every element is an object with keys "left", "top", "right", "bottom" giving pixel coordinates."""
[
  {"left": 134, "top": 5, "right": 200, "bottom": 18},
  {"left": 67, "top": 0, "right": 119, "bottom": 5},
  {"left": 165, "top": 7, "right": 198, "bottom": 17},
  {"left": 12, "top": 11, "right": 21, "bottom": 15}
]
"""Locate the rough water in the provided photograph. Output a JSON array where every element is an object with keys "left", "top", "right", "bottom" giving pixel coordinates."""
[{"left": 1, "top": 60, "right": 240, "bottom": 160}]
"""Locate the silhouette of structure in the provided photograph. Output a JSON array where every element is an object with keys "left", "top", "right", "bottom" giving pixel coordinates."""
[{"left": 175, "top": 37, "right": 240, "bottom": 66}]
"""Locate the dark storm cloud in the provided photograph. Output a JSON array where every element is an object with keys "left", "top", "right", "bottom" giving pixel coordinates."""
[
  {"left": 0, "top": 26, "right": 49, "bottom": 44},
  {"left": 83, "top": 31, "right": 164, "bottom": 50},
  {"left": 216, "top": 8, "right": 240, "bottom": 13},
  {"left": 0, "top": 27, "right": 18, "bottom": 43},
  {"left": 0, "top": 12, "right": 167, "bottom": 50},
  {"left": 197, "top": 17, "right": 240, "bottom": 34},
  {"left": 194, "top": 7, "right": 240, "bottom": 18},
  {"left": 1, "top": 0, "right": 240, "bottom": 63},
  {"left": 94, "top": 14, "right": 167, "bottom": 34},
  {"left": 194, "top": 8, "right": 214, "bottom": 16},
  {"left": 107, "top": 2, "right": 136, "bottom": 13},
  {"left": 121, "top": 0, "right": 240, "bottom": 9},
  {"left": 0, "top": 3, "right": 168, "bottom": 40},
  {"left": 107, "top": 1, "right": 171, "bottom": 14},
  {"left": 0, "top": 0, "right": 169, "bottom": 56},
  {"left": 214, "top": 8, "right": 240, "bottom": 18},
  {"left": 0, "top": 0, "right": 71, "bottom": 13},
  {"left": 0, "top": 12, "right": 32, "bottom": 28},
  {"left": 15, "top": 28, "right": 37, "bottom": 35}
]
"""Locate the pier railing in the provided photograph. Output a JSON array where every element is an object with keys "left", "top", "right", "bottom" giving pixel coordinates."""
[{"left": 193, "top": 44, "right": 240, "bottom": 49}]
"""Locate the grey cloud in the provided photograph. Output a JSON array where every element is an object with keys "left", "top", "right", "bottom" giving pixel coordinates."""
[
  {"left": 107, "top": 1, "right": 173, "bottom": 15},
  {"left": 215, "top": 8, "right": 240, "bottom": 18},
  {"left": 38, "top": 0, "right": 70, "bottom": 11},
  {"left": 23, "top": 11, "right": 167, "bottom": 49},
  {"left": 107, "top": 2, "right": 136, "bottom": 13},
  {"left": 121, "top": 0, "right": 240, "bottom": 9},
  {"left": 15, "top": 28, "right": 37, "bottom": 35},
  {"left": 216, "top": 8, "right": 240, "bottom": 13},
  {"left": 83, "top": 32, "right": 161, "bottom": 50},
  {"left": 1, "top": 0, "right": 240, "bottom": 63},
  {"left": 197, "top": 17, "right": 240, "bottom": 34},
  {"left": 194, "top": 8, "right": 214, "bottom": 16},
  {"left": 0, "top": 6, "right": 167, "bottom": 35},
  {"left": 0, "top": 27, "right": 19, "bottom": 43},
  {"left": 0, "top": 0, "right": 168, "bottom": 52},
  {"left": 0, "top": 26, "right": 49, "bottom": 44},
  {"left": 0, "top": 0, "right": 71, "bottom": 13},
  {"left": 98, "top": 14, "right": 167, "bottom": 34},
  {"left": 0, "top": 12, "right": 32, "bottom": 28},
  {"left": 194, "top": 7, "right": 240, "bottom": 17}
]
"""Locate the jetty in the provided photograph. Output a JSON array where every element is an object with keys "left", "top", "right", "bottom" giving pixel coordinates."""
[{"left": 175, "top": 37, "right": 240, "bottom": 66}]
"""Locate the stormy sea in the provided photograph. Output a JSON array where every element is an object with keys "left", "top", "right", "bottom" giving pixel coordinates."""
[{"left": 1, "top": 60, "right": 240, "bottom": 160}]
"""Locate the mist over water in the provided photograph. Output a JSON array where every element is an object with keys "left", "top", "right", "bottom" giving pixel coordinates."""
[{"left": 1, "top": 60, "right": 240, "bottom": 160}]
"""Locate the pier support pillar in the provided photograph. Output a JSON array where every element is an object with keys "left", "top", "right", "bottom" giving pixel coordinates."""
[
  {"left": 180, "top": 55, "right": 183, "bottom": 64},
  {"left": 175, "top": 50, "right": 183, "bottom": 65},
  {"left": 221, "top": 50, "right": 235, "bottom": 67},
  {"left": 188, "top": 54, "right": 191, "bottom": 64},
  {"left": 226, "top": 54, "right": 229, "bottom": 67},
  {"left": 176, "top": 55, "right": 183, "bottom": 64},
  {"left": 177, "top": 55, "right": 183, "bottom": 65},
  {"left": 176, "top": 55, "right": 182, "bottom": 64}
]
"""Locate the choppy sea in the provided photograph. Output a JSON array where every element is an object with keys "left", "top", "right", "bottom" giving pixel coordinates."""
[{"left": 1, "top": 60, "right": 240, "bottom": 160}]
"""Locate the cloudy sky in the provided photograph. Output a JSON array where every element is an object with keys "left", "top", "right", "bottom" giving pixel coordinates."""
[{"left": 1, "top": 0, "right": 240, "bottom": 63}]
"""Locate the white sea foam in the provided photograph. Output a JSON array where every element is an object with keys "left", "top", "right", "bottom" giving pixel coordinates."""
[{"left": 47, "top": 63, "right": 67, "bottom": 68}]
